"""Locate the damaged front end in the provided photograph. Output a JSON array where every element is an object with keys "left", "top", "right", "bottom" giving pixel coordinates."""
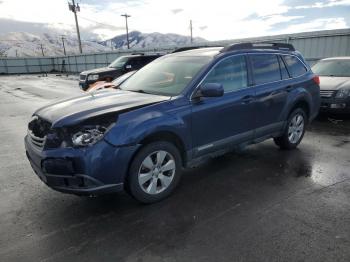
[
  {"left": 24, "top": 112, "right": 139, "bottom": 195},
  {"left": 27, "top": 114, "right": 117, "bottom": 150}
]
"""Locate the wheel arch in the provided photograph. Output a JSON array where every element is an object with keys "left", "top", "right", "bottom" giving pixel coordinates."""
[
  {"left": 286, "top": 94, "right": 312, "bottom": 122},
  {"left": 138, "top": 130, "right": 187, "bottom": 167},
  {"left": 290, "top": 99, "right": 311, "bottom": 120}
]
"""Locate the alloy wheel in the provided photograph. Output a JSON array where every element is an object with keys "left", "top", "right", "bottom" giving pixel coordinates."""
[
  {"left": 138, "top": 150, "right": 176, "bottom": 195},
  {"left": 288, "top": 113, "right": 305, "bottom": 144}
]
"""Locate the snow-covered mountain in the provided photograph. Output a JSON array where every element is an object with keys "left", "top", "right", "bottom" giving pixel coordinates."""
[
  {"left": 0, "top": 31, "right": 207, "bottom": 57},
  {"left": 100, "top": 31, "right": 206, "bottom": 49},
  {"left": 0, "top": 32, "right": 109, "bottom": 57}
]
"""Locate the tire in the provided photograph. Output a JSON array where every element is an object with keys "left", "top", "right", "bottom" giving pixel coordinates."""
[
  {"left": 274, "top": 108, "right": 307, "bottom": 150},
  {"left": 127, "top": 141, "right": 182, "bottom": 204}
]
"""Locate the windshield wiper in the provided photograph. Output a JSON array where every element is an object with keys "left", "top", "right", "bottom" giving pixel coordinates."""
[{"left": 129, "top": 89, "right": 154, "bottom": 95}]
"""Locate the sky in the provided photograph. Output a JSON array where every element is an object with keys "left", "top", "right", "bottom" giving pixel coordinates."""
[{"left": 0, "top": 0, "right": 349, "bottom": 41}]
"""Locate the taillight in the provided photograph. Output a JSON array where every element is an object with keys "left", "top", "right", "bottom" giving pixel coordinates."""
[{"left": 313, "top": 75, "right": 320, "bottom": 85}]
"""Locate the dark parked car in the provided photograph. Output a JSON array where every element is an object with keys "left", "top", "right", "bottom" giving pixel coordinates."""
[
  {"left": 312, "top": 57, "right": 350, "bottom": 114},
  {"left": 25, "top": 43, "right": 320, "bottom": 203},
  {"left": 79, "top": 54, "right": 161, "bottom": 90}
]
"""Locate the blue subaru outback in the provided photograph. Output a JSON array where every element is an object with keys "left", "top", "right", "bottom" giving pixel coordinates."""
[{"left": 25, "top": 43, "right": 320, "bottom": 203}]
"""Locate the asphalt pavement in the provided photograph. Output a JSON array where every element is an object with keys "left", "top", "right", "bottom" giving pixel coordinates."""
[{"left": 0, "top": 74, "right": 349, "bottom": 262}]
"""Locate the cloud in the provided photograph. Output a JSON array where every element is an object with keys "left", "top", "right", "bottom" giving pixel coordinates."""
[
  {"left": 294, "top": 0, "right": 350, "bottom": 8},
  {"left": 282, "top": 17, "right": 347, "bottom": 32},
  {"left": 171, "top": 8, "right": 184, "bottom": 14},
  {"left": 0, "top": 0, "right": 348, "bottom": 41}
]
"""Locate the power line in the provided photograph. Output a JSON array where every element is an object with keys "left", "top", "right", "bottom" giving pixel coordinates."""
[{"left": 79, "top": 16, "right": 123, "bottom": 30}]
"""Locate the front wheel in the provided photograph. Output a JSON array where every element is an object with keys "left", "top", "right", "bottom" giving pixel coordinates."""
[
  {"left": 127, "top": 142, "right": 182, "bottom": 203},
  {"left": 274, "top": 108, "right": 307, "bottom": 150}
]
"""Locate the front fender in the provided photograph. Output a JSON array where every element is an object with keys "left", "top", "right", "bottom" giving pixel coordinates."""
[{"left": 104, "top": 99, "right": 191, "bottom": 150}]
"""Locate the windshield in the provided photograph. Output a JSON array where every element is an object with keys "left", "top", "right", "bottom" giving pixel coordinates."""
[
  {"left": 109, "top": 56, "right": 129, "bottom": 68},
  {"left": 112, "top": 71, "right": 136, "bottom": 87},
  {"left": 312, "top": 60, "right": 350, "bottom": 77},
  {"left": 120, "top": 56, "right": 212, "bottom": 96}
]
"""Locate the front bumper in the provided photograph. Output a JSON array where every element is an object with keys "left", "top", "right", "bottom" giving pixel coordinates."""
[
  {"left": 25, "top": 135, "right": 139, "bottom": 195},
  {"left": 320, "top": 97, "right": 350, "bottom": 114},
  {"left": 79, "top": 81, "right": 90, "bottom": 91}
]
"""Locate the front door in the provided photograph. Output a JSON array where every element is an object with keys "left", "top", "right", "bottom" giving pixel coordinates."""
[{"left": 191, "top": 55, "right": 256, "bottom": 157}]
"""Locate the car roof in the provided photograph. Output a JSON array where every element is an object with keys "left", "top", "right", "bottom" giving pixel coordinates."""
[
  {"left": 170, "top": 47, "right": 223, "bottom": 57},
  {"left": 123, "top": 54, "right": 161, "bottom": 58}
]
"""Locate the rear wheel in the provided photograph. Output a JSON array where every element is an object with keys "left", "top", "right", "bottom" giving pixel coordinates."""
[
  {"left": 127, "top": 141, "right": 182, "bottom": 203},
  {"left": 274, "top": 108, "right": 307, "bottom": 150}
]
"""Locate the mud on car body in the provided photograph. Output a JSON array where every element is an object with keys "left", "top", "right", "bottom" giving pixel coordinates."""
[{"left": 25, "top": 43, "right": 320, "bottom": 203}]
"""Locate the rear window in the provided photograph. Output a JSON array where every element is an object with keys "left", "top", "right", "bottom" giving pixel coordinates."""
[
  {"left": 283, "top": 55, "right": 307, "bottom": 77},
  {"left": 251, "top": 54, "right": 281, "bottom": 85}
]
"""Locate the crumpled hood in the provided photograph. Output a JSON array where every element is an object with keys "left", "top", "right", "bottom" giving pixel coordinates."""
[
  {"left": 35, "top": 90, "right": 169, "bottom": 128},
  {"left": 80, "top": 67, "right": 118, "bottom": 75},
  {"left": 319, "top": 76, "right": 350, "bottom": 90}
]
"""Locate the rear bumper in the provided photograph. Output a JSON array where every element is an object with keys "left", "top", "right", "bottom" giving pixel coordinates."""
[{"left": 25, "top": 135, "right": 139, "bottom": 196}]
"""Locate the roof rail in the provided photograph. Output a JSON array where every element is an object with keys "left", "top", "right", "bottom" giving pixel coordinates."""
[
  {"left": 220, "top": 42, "right": 295, "bottom": 53},
  {"left": 172, "top": 46, "right": 221, "bottom": 53}
]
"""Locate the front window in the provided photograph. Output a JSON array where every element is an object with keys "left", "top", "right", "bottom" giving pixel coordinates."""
[
  {"left": 202, "top": 55, "right": 248, "bottom": 92},
  {"left": 120, "top": 56, "right": 212, "bottom": 96},
  {"left": 312, "top": 60, "right": 350, "bottom": 77},
  {"left": 109, "top": 56, "right": 129, "bottom": 68}
]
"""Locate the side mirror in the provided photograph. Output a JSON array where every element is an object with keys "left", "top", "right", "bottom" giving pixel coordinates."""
[
  {"left": 125, "top": 64, "right": 132, "bottom": 70},
  {"left": 194, "top": 83, "right": 224, "bottom": 99}
]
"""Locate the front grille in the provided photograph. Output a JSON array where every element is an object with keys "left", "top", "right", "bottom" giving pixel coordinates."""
[
  {"left": 320, "top": 90, "right": 335, "bottom": 98},
  {"left": 80, "top": 74, "right": 86, "bottom": 81},
  {"left": 28, "top": 116, "right": 52, "bottom": 149}
]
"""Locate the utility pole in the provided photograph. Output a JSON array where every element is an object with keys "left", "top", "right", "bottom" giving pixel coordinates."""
[
  {"left": 190, "top": 20, "right": 193, "bottom": 44},
  {"left": 61, "top": 35, "right": 67, "bottom": 56},
  {"left": 121, "top": 14, "right": 131, "bottom": 49},
  {"left": 68, "top": 0, "right": 82, "bottom": 54},
  {"left": 40, "top": 44, "right": 45, "bottom": 57}
]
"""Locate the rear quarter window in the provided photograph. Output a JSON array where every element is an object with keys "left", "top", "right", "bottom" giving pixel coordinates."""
[
  {"left": 283, "top": 55, "right": 307, "bottom": 77},
  {"left": 251, "top": 54, "right": 281, "bottom": 85}
]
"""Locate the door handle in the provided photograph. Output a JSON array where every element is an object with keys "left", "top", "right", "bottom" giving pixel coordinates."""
[
  {"left": 285, "top": 85, "right": 293, "bottom": 92},
  {"left": 241, "top": 95, "right": 254, "bottom": 104}
]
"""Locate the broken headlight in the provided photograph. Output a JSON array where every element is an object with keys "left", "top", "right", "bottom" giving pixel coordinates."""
[{"left": 72, "top": 125, "right": 108, "bottom": 147}]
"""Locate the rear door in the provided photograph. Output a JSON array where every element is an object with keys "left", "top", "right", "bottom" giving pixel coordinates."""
[
  {"left": 191, "top": 55, "right": 255, "bottom": 157},
  {"left": 249, "top": 53, "right": 289, "bottom": 138}
]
